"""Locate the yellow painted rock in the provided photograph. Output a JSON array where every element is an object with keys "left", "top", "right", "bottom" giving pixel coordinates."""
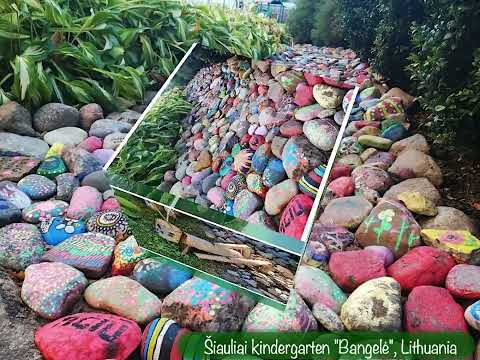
[
  {"left": 421, "top": 229, "right": 480, "bottom": 264},
  {"left": 313, "top": 84, "right": 345, "bottom": 109},
  {"left": 45, "top": 143, "right": 64, "bottom": 158},
  {"left": 397, "top": 191, "right": 438, "bottom": 216}
]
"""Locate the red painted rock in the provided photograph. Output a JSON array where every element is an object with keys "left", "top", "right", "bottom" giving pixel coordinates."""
[
  {"left": 387, "top": 246, "right": 455, "bottom": 291},
  {"left": 330, "top": 164, "right": 351, "bottom": 180},
  {"left": 404, "top": 286, "right": 468, "bottom": 332},
  {"left": 35, "top": 312, "right": 142, "bottom": 360},
  {"left": 249, "top": 135, "right": 265, "bottom": 151},
  {"left": 304, "top": 72, "right": 323, "bottom": 86},
  {"left": 294, "top": 83, "right": 314, "bottom": 107},
  {"left": 446, "top": 264, "right": 480, "bottom": 299},
  {"left": 280, "top": 120, "right": 303, "bottom": 137},
  {"left": 279, "top": 194, "right": 314, "bottom": 240},
  {"left": 329, "top": 250, "right": 386, "bottom": 292},
  {"left": 328, "top": 176, "right": 354, "bottom": 197}
]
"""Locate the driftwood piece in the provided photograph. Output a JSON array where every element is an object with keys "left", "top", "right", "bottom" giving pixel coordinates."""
[
  {"left": 185, "top": 234, "right": 243, "bottom": 258},
  {"left": 155, "top": 218, "right": 182, "bottom": 243},
  {"left": 194, "top": 253, "right": 272, "bottom": 269},
  {"left": 215, "top": 243, "right": 252, "bottom": 258}
]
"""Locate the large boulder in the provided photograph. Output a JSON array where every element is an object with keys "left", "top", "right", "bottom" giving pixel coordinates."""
[
  {"left": 383, "top": 177, "right": 441, "bottom": 205},
  {"left": 390, "top": 134, "right": 429, "bottom": 156},
  {"left": 33, "top": 103, "right": 80, "bottom": 132},
  {"left": 0, "top": 101, "right": 35, "bottom": 136},
  {"left": 0, "top": 133, "right": 49, "bottom": 159},
  {"left": 388, "top": 149, "right": 443, "bottom": 187}
]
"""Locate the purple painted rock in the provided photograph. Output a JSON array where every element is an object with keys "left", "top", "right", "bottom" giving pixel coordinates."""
[
  {"left": 233, "top": 189, "right": 262, "bottom": 220},
  {"left": 21, "top": 262, "right": 87, "bottom": 319},
  {"left": 294, "top": 104, "right": 335, "bottom": 122},
  {"left": 388, "top": 149, "right": 443, "bottom": 187},
  {"left": 42, "top": 232, "right": 115, "bottom": 278},
  {"left": 356, "top": 199, "right": 422, "bottom": 259},
  {"left": 282, "top": 136, "right": 327, "bottom": 180},
  {"left": 93, "top": 149, "right": 114, "bottom": 166},
  {"left": 294, "top": 265, "right": 347, "bottom": 313},
  {"left": 67, "top": 186, "right": 103, "bottom": 219},
  {"left": 364, "top": 151, "right": 395, "bottom": 170},
  {"left": 279, "top": 194, "right": 313, "bottom": 240},
  {"left": 17, "top": 174, "right": 56, "bottom": 200},
  {"left": 352, "top": 165, "right": 392, "bottom": 194},
  {"left": 280, "top": 120, "right": 303, "bottom": 137},
  {"left": 303, "top": 239, "right": 330, "bottom": 266},
  {"left": 243, "top": 291, "right": 317, "bottom": 332},
  {"left": 0, "top": 156, "right": 39, "bottom": 182},
  {"left": 22, "top": 200, "right": 69, "bottom": 224},
  {"left": 35, "top": 313, "right": 141, "bottom": 360},
  {"left": 0, "top": 181, "right": 31, "bottom": 209},
  {"left": 233, "top": 149, "right": 254, "bottom": 175},
  {"left": 62, "top": 146, "right": 103, "bottom": 180},
  {"left": 303, "top": 119, "right": 338, "bottom": 151},
  {"left": 86, "top": 209, "right": 131, "bottom": 243},
  {"left": 319, "top": 196, "right": 373, "bottom": 230},
  {"left": 207, "top": 187, "right": 226, "bottom": 208},
  {"left": 364, "top": 245, "right": 395, "bottom": 267},
  {"left": 265, "top": 179, "right": 298, "bottom": 216},
  {"left": 84, "top": 276, "right": 162, "bottom": 324},
  {"left": 308, "top": 224, "right": 354, "bottom": 253},
  {"left": 0, "top": 223, "right": 45, "bottom": 271},
  {"left": 161, "top": 277, "right": 255, "bottom": 331}
]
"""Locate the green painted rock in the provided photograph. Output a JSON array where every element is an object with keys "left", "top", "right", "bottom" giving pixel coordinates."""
[{"left": 358, "top": 135, "right": 393, "bottom": 150}]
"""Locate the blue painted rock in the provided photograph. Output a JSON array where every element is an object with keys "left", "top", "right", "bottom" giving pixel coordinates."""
[
  {"left": 21, "top": 262, "right": 87, "bottom": 320},
  {"left": 309, "top": 224, "right": 354, "bottom": 253},
  {"left": 303, "top": 239, "right": 330, "bottom": 266},
  {"left": 0, "top": 223, "right": 45, "bottom": 271},
  {"left": 251, "top": 144, "right": 271, "bottom": 174},
  {"left": 141, "top": 318, "right": 188, "bottom": 360},
  {"left": 381, "top": 123, "right": 407, "bottom": 142},
  {"left": 225, "top": 174, "right": 247, "bottom": 200},
  {"left": 222, "top": 199, "right": 234, "bottom": 216},
  {"left": 55, "top": 173, "right": 79, "bottom": 202},
  {"left": 42, "top": 232, "right": 115, "bottom": 278},
  {"left": 0, "top": 181, "right": 31, "bottom": 209},
  {"left": 84, "top": 276, "right": 162, "bottom": 324},
  {"left": 262, "top": 158, "right": 286, "bottom": 187},
  {"left": 86, "top": 209, "right": 131, "bottom": 243},
  {"left": 279, "top": 194, "right": 313, "bottom": 240},
  {"left": 233, "top": 149, "right": 254, "bottom": 175},
  {"left": 40, "top": 216, "right": 86, "bottom": 246},
  {"left": 161, "top": 277, "right": 255, "bottom": 331},
  {"left": 465, "top": 300, "right": 480, "bottom": 330},
  {"left": 37, "top": 156, "right": 67, "bottom": 179},
  {"left": 303, "top": 119, "right": 338, "bottom": 151},
  {"left": 62, "top": 146, "right": 103, "bottom": 180},
  {"left": 66, "top": 186, "right": 103, "bottom": 220},
  {"left": 0, "top": 200, "right": 21, "bottom": 226},
  {"left": 35, "top": 312, "right": 142, "bottom": 360},
  {"left": 17, "top": 174, "right": 56, "bottom": 200},
  {"left": 233, "top": 189, "right": 262, "bottom": 220},
  {"left": 133, "top": 258, "right": 192, "bottom": 295},
  {"left": 243, "top": 291, "right": 317, "bottom": 332},
  {"left": 111, "top": 236, "right": 148, "bottom": 276},
  {"left": 0, "top": 156, "right": 39, "bottom": 182},
  {"left": 282, "top": 136, "right": 327, "bottom": 180},
  {"left": 298, "top": 165, "right": 326, "bottom": 198},
  {"left": 22, "top": 200, "right": 69, "bottom": 224},
  {"left": 219, "top": 156, "right": 234, "bottom": 176}
]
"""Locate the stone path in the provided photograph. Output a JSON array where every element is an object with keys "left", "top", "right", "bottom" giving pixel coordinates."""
[{"left": 0, "top": 43, "right": 479, "bottom": 359}]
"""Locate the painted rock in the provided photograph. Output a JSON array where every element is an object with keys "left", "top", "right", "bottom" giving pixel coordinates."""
[
  {"left": 319, "top": 196, "right": 373, "bottom": 230},
  {"left": 233, "top": 149, "right": 254, "bottom": 175},
  {"left": 251, "top": 144, "right": 271, "bottom": 174},
  {"left": 133, "top": 258, "right": 192, "bottom": 296},
  {"left": 111, "top": 236, "right": 148, "bottom": 276},
  {"left": 0, "top": 223, "right": 45, "bottom": 271},
  {"left": 364, "top": 97, "right": 403, "bottom": 122},
  {"left": 101, "top": 197, "right": 120, "bottom": 210},
  {"left": 397, "top": 191, "right": 437, "bottom": 216},
  {"left": 161, "top": 277, "right": 255, "bottom": 331},
  {"left": 35, "top": 313, "right": 141, "bottom": 360},
  {"left": 303, "top": 120, "right": 338, "bottom": 151},
  {"left": 465, "top": 301, "right": 480, "bottom": 330},
  {"left": 17, "top": 174, "right": 56, "bottom": 200},
  {"left": 262, "top": 158, "right": 287, "bottom": 187},
  {"left": 222, "top": 199, "right": 234, "bottom": 216},
  {"left": 356, "top": 199, "right": 421, "bottom": 258},
  {"left": 340, "top": 277, "right": 402, "bottom": 331},
  {"left": 364, "top": 150, "right": 395, "bottom": 170},
  {"left": 313, "top": 84, "right": 344, "bottom": 109},
  {"left": 312, "top": 302, "right": 344, "bottom": 331},
  {"left": 84, "top": 276, "right": 162, "bottom": 324},
  {"left": 364, "top": 245, "right": 395, "bottom": 267},
  {"left": 246, "top": 173, "right": 267, "bottom": 197},
  {"left": 0, "top": 181, "right": 31, "bottom": 209},
  {"left": 0, "top": 156, "right": 39, "bottom": 182},
  {"left": 243, "top": 291, "right": 317, "bottom": 332},
  {"left": 387, "top": 246, "right": 455, "bottom": 291},
  {"left": 328, "top": 176, "right": 354, "bottom": 197},
  {"left": 404, "top": 286, "right": 468, "bottom": 332},
  {"left": 249, "top": 135, "right": 265, "bottom": 150},
  {"left": 40, "top": 216, "right": 86, "bottom": 246},
  {"left": 282, "top": 136, "right": 327, "bottom": 180},
  {"left": 55, "top": 173, "right": 79, "bottom": 202},
  {"left": 279, "top": 194, "right": 313, "bottom": 240},
  {"left": 390, "top": 133, "right": 430, "bottom": 156},
  {"left": 225, "top": 174, "right": 247, "bottom": 200},
  {"left": 67, "top": 186, "right": 103, "bottom": 219},
  {"left": 294, "top": 104, "right": 335, "bottom": 122},
  {"left": 207, "top": 187, "right": 226, "bottom": 208},
  {"left": 265, "top": 179, "right": 298, "bottom": 216},
  {"left": 42, "top": 232, "right": 115, "bottom": 278},
  {"left": 352, "top": 165, "right": 392, "bottom": 194},
  {"left": 388, "top": 149, "right": 443, "bottom": 187},
  {"left": 303, "top": 239, "right": 330, "bottom": 266},
  {"left": 36, "top": 156, "right": 67, "bottom": 179},
  {"left": 45, "top": 143, "right": 64, "bottom": 158},
  {"left": 358, "top": 135, "right": 393, "bottom": 150},
  {"left": 62, "top": 146, "right": 103, "bottom": 180},
  {"left": 271, "top": 136, "right": 287, "bottom": 159},
  {"left": 294, "top": 265, "right": 346, "bottom": 313},
  {"left": 304, "top": 72, "right": 323, "bottom": 86},
  {"left": 419, "top": 206, "right": 478, "bottom": 235},
  {"left": 22, "top": 200, "right": 69, "bottom": 224},
  {"left": 248, "top": 210, "right": 276, "bottom": 230},
  {"left": 339, "top": 136, "right": 364, "bottom": 156},
  {"left": 446, "top": 264, "right": 480, "bottom": 299},
  {"left": 420, "top": 229, "right": 480, "bottom": 264},
  {"left": 78, "top": 136, "right": 103, "bottom": 152},
  {"left": 141, "top": 318, "right": 188, "bottom": 360},
  {"left": 381, "top": 123, "right": 407, "bottom": 142},
  {"left": 329, "top": 250, "right": 386, "bottom": 292},
  {"left": 308, "top": 224, "right": 354, "bottom": 253},
  {"left": 294, "top": 83, "right": 314, "bottom": 107},
  {"left": 233, "top": 190, "right": 262, "bottom": 220},
  {"left": 280, "top": 120, "right": 303, "bottom": 137},
  {"left": 21, "top": 262, "right": 87, "bottom": 320},
  {"left": 298, "top": 165, "right": 325, "bottom": 198},
  {"left": 86, "top": 209, "right": 131, "bottom": 243},
  {"left": 0, "top": 199, "right": 21, "bottom": 225},
  {"left": 219, "top": 156, "right": 234, "bottom": 176},
  {"left": 277, "top": 70, "right": 304, "bottom": 93}
]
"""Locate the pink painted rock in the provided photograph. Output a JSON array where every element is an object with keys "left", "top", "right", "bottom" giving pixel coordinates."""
[
  {"left": 78, "top": 136, "right": 103, "bottom": 153},
  {"left": 304, "top": 72, "right": 323, "bottom": 86},
  {"left": 404, "top": 286, "right": 468, "bottom": 332},
  {"left": 330, "top": 164, "right": 351, "bottom": 180},
  {"left": 66, "top": 186, "right": 103, "bottom": 219},
  {"left": 280, "top": 120, "right": 303, "bottom": 137},
  {"left": 220, "top": 171, "right": 236, "bottom": 190},
  {"left": 352, "top": 165, "right": 392, "bottom": 194},
  {"left": 327, "top": 176, "right": 354, "bottom": 197},
  {"left": 207, "top": 187, "right": 226, "bottom": 208},
  {"left": 279, "top": 194, "right": 313, "bottom": 240},
  {"left": 181, "top": 176, "right": 192, "bottom": 186},
  {"left": 446, "top": 264, "right": 480, "bottom": 299},
  {"left": 364, "top": 245, "right": 395, "bottom": 267},
  {"left": 101, "top": 197, "right": 120, "bottom": 210},
  {"left": 387, "top": 246, "right": 455, "bottom": 291},
  {"left": 329, "top": 250, "right": 386, "bottom": 292},
  {"left": 35, "top": 312, "right": 141, "bottom": 360},
  {"left": 294, "top": 83, "right": 314, "bottom": 107}
]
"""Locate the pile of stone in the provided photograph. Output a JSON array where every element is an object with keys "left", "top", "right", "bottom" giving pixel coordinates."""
[{"left": 162, "top": 44, "right": 370, "bottom": 239}]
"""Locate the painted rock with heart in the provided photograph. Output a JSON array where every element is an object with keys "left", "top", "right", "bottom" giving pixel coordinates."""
[
  {"left": 0, "top": 181, "right": 31, "bottom": 209},
  {"left": 17, "top": 174, "right": 56, "bottom": 200},
  {"left": 37, "top": 156, "right": 67, "bottom": 179},
  {"left": 40, "top": 216, "right": 86, "bottom": 246},
  {"left": 141, "top": 318, "right": 188, "bottom": 360},
  {"left": 84, "top": 276, "right": 162, "bottom": 324},
  {"left": 66, "top": 186, "right": 103, "bottom": 220},
  {"left": 22, "top": 200, "right": 69, "bottom": 224},
  {"left": 42, "top": 232, "right": 115, "bottom": 278},
  {"left": 279, "top": 194, "right": 313, "bottom": 240},
  {"left": 111, "top": 236, "right": 148, "bottom": 276},
  {"left": 133, "top": 258, "right": 193, "bottom": 296},
  {"left": 86, "top": 209, "right": 131, "bottom": 243},
  {"left": 21, "top": 262, "right": 87, "bottom": 320}
]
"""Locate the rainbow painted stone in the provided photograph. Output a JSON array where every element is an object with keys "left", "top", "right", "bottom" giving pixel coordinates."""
[
  {"left": 22, "top": 200, "right": 69, "bottom": 224},
  {"left": 112, "top": 236, "right": 148, "bottom": 276},
  {"left": 37, "top": 155, "right": 67, "bottom": 179},
  {"left": 298, "top": 165, "right": 326, "bottom": 198},
  {"left": 233, "top": 149, "right": 254, "bottom": 175},
  {"left": 42, "top": 232, "right": 116, "bottom": 278},
  {"left": 420, "top": 229, "right": 480, "bottom": 264},
  {"left": 364, "top": 97, "right": 403, "bottom": 122},
  {"left": 35, "top": 312, "right": 142, "bottom": 360},
  {"left": 21, "top": 262, "right": 87, "bottom": 320},
  {"left": 141, "top": 318, "right": 188, "bottom": 360},
  {"left": 86, "top": 209, "right": 131, "bottom": 243},
  {"left": 40, "top": 216, "right": 87, "bottom": 246}
]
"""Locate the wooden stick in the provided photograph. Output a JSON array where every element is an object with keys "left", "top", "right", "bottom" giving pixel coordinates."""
[
  {"left": 215, "top": 243, "right": 252, "bottom": 258},
  {"left": 185, "top": 234, "right": 243, "bottom": 258}
]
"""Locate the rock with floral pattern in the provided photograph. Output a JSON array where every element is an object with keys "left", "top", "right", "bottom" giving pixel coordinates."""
[
  {"left": 86, "top": 209, "right": 131, "bottom": 243},
  {"left": 111, "top": 236, "right": 148, "bottom": 276}
]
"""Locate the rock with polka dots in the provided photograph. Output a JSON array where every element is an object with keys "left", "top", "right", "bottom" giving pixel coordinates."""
[
  {"left": 86, "top": 209, "right": 131, "bottom": 243},
  {"left": 17, "top": 174, "right": 56, "bottom": 200},
  {"left": 0, "top": 180, "right": 31, "bottom": 209},
  {"left": 21, "top": 262, "right": 87, "bottom": 320},
  {"left": 22, "top": 200, "right": 69, "bottom": 224}
]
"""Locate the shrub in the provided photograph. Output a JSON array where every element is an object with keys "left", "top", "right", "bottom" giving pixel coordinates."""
[{"left": 286, "top": 0, "right": 316, "bottom": 44}]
